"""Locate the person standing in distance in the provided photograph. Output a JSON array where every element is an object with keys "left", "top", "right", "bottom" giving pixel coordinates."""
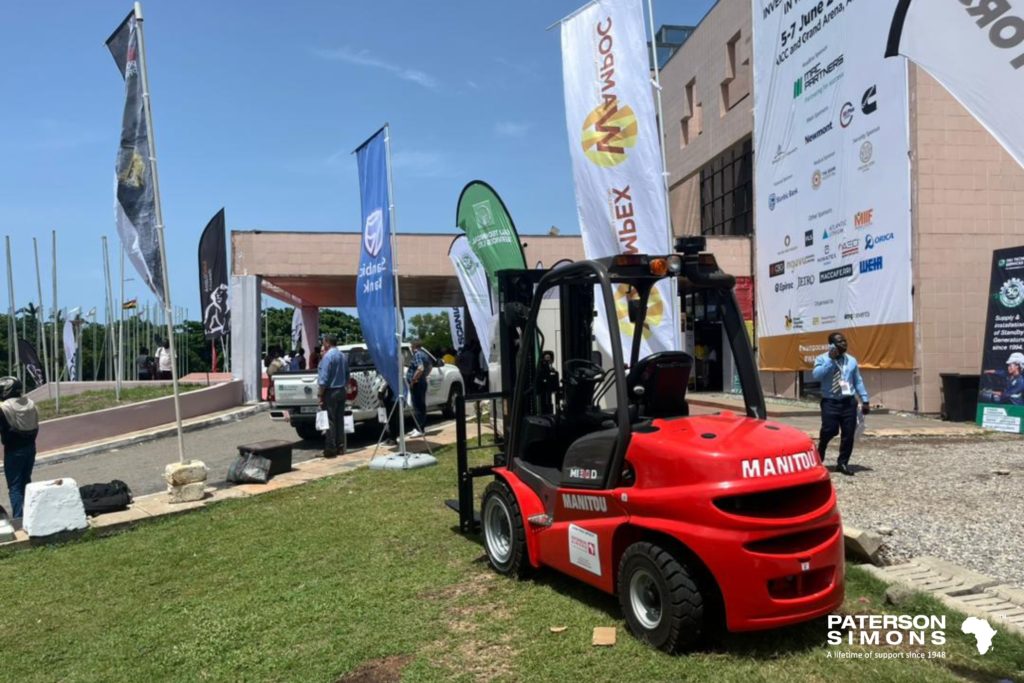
[
  {"left": 406, "top": 339, "right": 433, "bottom": 438},
  {"left": 156, "top": 339, "right": 173, "bottom": 380},
  {"left": 317, "top": 334, "right": 349, "bottom": 458},
  {"left": 812, "top": 332, "right": 870, "bottom": 476}
]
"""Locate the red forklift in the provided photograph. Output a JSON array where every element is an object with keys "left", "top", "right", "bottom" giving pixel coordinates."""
[{"left": 451, "top": 237, "right": 844, "bottom": 653}]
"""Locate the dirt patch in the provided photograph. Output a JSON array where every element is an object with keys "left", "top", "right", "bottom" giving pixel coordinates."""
[{"left": 335, "top": 655, "right": 412, "bottom": 683}]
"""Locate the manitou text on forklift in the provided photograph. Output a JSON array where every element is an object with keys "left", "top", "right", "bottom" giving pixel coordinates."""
[{"left": 448, "top": 237, "right": 844, "bottom": 654}]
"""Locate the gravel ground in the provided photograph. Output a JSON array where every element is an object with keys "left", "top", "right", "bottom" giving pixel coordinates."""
[{"left": 830, "top": 434, "right": 1024, "bottom": 589}]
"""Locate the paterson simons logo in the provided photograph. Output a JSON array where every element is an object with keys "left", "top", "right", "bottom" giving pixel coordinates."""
[{"left": 581, "top": 17, "right": 637, "bottom": 167}]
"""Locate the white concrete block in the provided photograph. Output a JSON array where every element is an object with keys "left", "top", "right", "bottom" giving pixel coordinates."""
[
  {"left": 167, "top": 482, "right": 207, "bottom": 504},
  {"left": 23, "top": 478, "right": 88, "bottom": 537},
  {"left": 163, "top": 460, "right": 209, "bottom": 486},
  {"left": 0, "top": 519, "right": 14, "bottom": 543}
]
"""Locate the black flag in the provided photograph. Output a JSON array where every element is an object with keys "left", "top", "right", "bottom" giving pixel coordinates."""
[
  {"left": 107, "top": 11, "right": 165, "bottom": 304},
  {"left": 17, "top": 339, "right": 46, "bottom": 387},
  {"left": 198, "top": 209, "right": 229, "bottom": 340}
]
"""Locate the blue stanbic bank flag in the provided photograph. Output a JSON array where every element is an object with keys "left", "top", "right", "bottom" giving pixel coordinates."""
[{"left": 355, "top": 127, "right": 400, "bottom": 395}]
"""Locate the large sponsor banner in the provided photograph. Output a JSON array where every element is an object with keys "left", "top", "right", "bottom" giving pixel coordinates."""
[
  {"left": 107, "top": 12, "right": 166, "bottom": 305},
  {"left": 887, "top": 0, "right": 1024, "bottom": 170},
  {"left": 449, "top": 236, "right": 496, "bottom": 365},
  {"left": 561, "top": 0, "right": 679, "bottom": 357},
  {"left": 976, "top": 246, "right": 1024, "bottom": 434},
  {"left": 455, "top": 181, "right": 526, "bottom": 291},
  {"left": 198, "top": 209, "right": 229, "bottom": 340},
  {"left": 753, "top": 0, "right": 913, "bottom": 370},
  {"left": 355, "top": 127, "right": 400, "bottom": 395}
]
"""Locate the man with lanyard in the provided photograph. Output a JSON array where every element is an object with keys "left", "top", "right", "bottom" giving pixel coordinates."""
[
  {"left": 406, "top": 339, "right": 433, "bottom": 438},
  {"left": 986, "top": 351, "right": 1024, "bottom": 406},
  {"left": 812, "top": 332, "right": 870, "bottom": 476},
  {"left": 317, "top": 334, "right": 349, "bottom": 458}
]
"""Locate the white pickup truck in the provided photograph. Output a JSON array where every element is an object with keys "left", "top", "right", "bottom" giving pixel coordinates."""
[{"left": 269, "top": 343, "right": 465, "bottom": 440}]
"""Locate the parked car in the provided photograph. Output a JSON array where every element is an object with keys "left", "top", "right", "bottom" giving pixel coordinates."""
[{"left": 269, "top": 343, "right": 465, "bottom": 440}]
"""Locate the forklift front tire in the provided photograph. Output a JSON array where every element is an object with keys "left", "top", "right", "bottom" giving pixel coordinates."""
[
  {"left": 481, "top": 481, "right": 531, "bottom": 579},
  {"left": 617, "top": 542, "right": 704, "bottom": 653}
]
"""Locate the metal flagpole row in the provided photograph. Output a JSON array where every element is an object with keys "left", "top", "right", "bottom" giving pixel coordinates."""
[
  {"left": 32, "top": 238, "right": 50, "bottom": 391},
  {"left": 6, "top": 236, "right": 21, "bottom": 384},
  {"left": 52, "top": 230, "right": 60, "bottom": 414},
  {"left": 102, "top": 236, "right": 120, "bottom": 399},
  {"left": 118, "top": 246, "right": 124, "bottom": 392},
  {"left": 133, "top": 1, "right": 185, "bottom": 463}
]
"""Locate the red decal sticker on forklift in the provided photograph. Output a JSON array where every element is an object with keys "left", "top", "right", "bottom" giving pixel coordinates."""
[
  {"left": 740, "top": 451, "right": 817, "bottom": 478},
  {"left": 568, "top": 524, "right": 602, "bottom": 576},
  {"left": 561, "top": 494, "right": 608, "bottom": 512}
]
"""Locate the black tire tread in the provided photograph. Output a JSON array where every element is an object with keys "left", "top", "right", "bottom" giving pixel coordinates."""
[
  {"left": 617, "top": 541, "right": 704, "bottom": 653},
  {"left": 442, "top": 383, "right": 463, "bottom": 419},
  {"left": 481, "top": 480, "right": 532, "bottom": 579}
]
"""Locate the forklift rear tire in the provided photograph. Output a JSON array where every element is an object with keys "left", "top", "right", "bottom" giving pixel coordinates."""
[
  {"left": 481, "top": 481, "right": 531, "bottom": 578},
  {"left": 617, "top": 542, "right": 704, "bottom": 653},
  {"left": 295, "top": 422, "right": 322, "bottom": 442}
]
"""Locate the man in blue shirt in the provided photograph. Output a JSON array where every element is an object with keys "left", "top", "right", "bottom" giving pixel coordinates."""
[
  {"left": 317, "top": 334, "right": 349, "bottom": 457},
  {"left": 406, "top": 339, "right": 433, "bottom": 438},
  {"left": 985, "top": 351, "right": 1024, "bottom": 406},
  {"left": 812, "top": 332, "right": 870, "bottom": 476}
]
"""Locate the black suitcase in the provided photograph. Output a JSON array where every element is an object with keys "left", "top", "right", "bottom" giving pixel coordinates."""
[
  {"left": 237, "top": 440, "right": 293, "bottom": 476},
  {"left": 79, "top": 480, "right": 133, "bottom": 516}
]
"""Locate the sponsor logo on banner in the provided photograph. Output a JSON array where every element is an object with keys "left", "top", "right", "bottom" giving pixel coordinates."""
[
  {"left": 860, "top": 256, "right": 884, "bottom": 273},
  {"left": 805, "top": 229, "right": 814, "bottom": 246},
  {"left": 845, "top": 310, "right": 871, "bottom": 320},
  {"left": 999, "top": 278, "right": 1024, "bottom": 308},
  {"left": 811, "top": 165, "right": 836, "bottom": 189},
  {"left": 798, "top": 274, "right": 816, "bottom": 288},
  {"left": 827, "top": 218, "right": 847, "bottom": 236},
  {"left": 806, "top": 106, "right": 830, "bottom": 123},
  {"left": 865, "top": 232, "right": 895, "bottom": 250},
  {"left": 861, "top": 84, "right": 878, "bottom": 115},
  {"left": 769, "top": 188, "right": 798, "bottom": 210},
  {"left": 805, "top": 121, "right": 834, "bottom": 145},
  {"left": 820, "top": 264, "right": 854, "bottom": 282},
  {"left": 775, "top": 281, "right": 795, "bottom": 292},
  {"left": 854, "top": 208, "right": 874, "bottom": 228},
  {"left": 840, "top": 102, "right": 855, "bottom": 128},
  {"left": 769, "top": 261, "right": 786, "bottom": 277},
  {"left": 785, "top": 309, "right": 804, "bottom": 330},
  {"left": 581, "top": 102, "right": 637, "bottom": 167},
  {"left": 787, "top": 254, "right": 815, "bottom": 270},
  {"left": 804, "top": 54, "right": 845, "bottom": 90},
  {"left": 363, "top": 209, "right": 385, "bottom": 257},
  {"left": 816, "top": 250, "right": 837, "bottom": 264},
  {"left": 841, "top": 239, "right": 860, "bottom": 257},
  {"left": 793, "top": 76, "right": 803, "bottom": 98},
  {"left": 773, "top": 144, "right": 797, "bottom": 165}
]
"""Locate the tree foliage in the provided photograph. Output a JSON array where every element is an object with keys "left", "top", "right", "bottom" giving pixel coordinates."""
[{"left": 407, "top": 312, "right": 453, "bottom": 355}]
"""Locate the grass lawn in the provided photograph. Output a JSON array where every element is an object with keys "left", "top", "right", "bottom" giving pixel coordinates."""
[
  {"left": 35, "top": 385, "right": 203, "bottom": 422},
  {"left": 0, "top": 444, "right": 1021, "bottom": 682}
]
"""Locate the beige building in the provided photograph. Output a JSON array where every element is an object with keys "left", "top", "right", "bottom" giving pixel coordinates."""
[{"left": 659, "top": 0, "right": 1024, "bottom": 414}]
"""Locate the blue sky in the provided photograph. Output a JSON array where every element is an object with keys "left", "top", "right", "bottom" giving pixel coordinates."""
[{"left": 0, "top": 0, "right": 715, "bottom": 319}]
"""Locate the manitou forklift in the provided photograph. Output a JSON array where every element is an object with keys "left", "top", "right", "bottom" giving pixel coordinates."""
[{"left": 451, "top": 237, "right": 844, "bottom": 653}]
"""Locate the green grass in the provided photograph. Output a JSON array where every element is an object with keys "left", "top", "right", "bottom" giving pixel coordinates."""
[
  {"left": 0, "top": 445, "right": 1021, "bottom": 682},
  {"left": 35, "top": 385, "right": 203, "bottom": 421}
]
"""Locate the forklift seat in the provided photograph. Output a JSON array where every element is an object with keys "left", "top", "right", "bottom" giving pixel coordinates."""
[{"left": 627, "top": 351, "right": 693, "bottom": 419}]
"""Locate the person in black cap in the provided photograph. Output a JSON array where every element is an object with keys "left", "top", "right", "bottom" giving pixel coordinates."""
[{"left": 0, "top": 377, "right": 39, "bottom": 519}]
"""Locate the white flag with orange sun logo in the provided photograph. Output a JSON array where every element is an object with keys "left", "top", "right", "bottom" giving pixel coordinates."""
[{"left": 560, "top": 0, "right": 678, "bottom": 358}]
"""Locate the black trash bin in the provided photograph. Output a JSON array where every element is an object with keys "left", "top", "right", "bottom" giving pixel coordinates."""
[{"left": 940, "top": 373, "right": 980, "bottom": 422}]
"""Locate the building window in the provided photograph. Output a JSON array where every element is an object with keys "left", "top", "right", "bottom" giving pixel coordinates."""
[
  {"left": 720, "top": 31, "right": 751, "bottom": 116},
  {"left": 699, "top": 137, "right": 753, "bottom": 236},
  {"left": 680, "top": 78, "right": 702, "bottom": 148}
]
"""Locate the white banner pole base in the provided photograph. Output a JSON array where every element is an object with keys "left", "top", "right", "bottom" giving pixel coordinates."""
[{"left": 369, "top": 452, "right": 438, "bottom": 470}]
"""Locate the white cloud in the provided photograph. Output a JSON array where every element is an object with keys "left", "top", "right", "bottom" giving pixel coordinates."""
[
  {"left": 390, "top": 149, "right": 451, "bottom": 178},
  {"left": 312, "top": 46, "right": 439, "bottom": 90},
  {"left": 495, "top": 121, "right": 531, "bottom": 138}
]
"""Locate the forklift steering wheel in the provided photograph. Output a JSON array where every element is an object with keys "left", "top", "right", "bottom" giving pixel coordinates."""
[{"left": 564, "top": 359, "right": 607, "bottom": 385}]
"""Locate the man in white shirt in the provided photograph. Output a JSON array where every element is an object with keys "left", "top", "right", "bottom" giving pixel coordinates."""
[{"left": 156, "top": 340, "right": 173, "bottom": 380}]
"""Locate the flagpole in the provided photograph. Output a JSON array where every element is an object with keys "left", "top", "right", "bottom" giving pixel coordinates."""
[
  {"left": 102, "top": 237, "right": 120, "bottom": 399},
  {"left": 52, "top": 231, "right": 60, "bottom": 413},
  {"left": 32, "top": 238, "right": 50, "bottom": 389},
  {"left": 382, "top": 124, "right": 413, "bottom": 464},
  {"left": 6, "top": 236, "right": 21, "bottom": 384},
  {"left": 645, "top": 0, "right": 682, "bottom": 351},
  {"left": 118, "top": 247, "right": 125, "bottom": 391},
  {"left": 133, "top": 2, "right": 185, "bottom": 462}
]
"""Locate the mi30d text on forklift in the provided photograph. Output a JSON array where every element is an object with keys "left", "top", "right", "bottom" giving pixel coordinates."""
[{"left": 451, "top": 237, "right": 844, "bottom": 654}]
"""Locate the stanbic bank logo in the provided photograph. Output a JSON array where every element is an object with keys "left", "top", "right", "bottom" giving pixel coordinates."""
[
  {"left": 363, "top": 209, "right": 385, "bottom": 257},
  {"left": 581, "top": 17, "right": 638, "bottom": 167}
]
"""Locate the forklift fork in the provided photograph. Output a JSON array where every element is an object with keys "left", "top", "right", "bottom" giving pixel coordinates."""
[{"left": 446, "top": 391, "right": 507, "bottom": 533}]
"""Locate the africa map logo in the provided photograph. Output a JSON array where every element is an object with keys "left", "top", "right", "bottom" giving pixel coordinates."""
[
  {"left": 581, "top": 103, "right": 638, "bottom": 167},
  {"left": 615, "top": 284, "right": 662, "bottom": 339}
]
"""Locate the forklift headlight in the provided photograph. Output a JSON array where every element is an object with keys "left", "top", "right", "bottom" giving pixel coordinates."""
[
  {"left": 666, "top": 255, "right": 682, "bottom": 274},
  {"left": 649, "top": 258, "right": 669, "bottom": 276}
]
